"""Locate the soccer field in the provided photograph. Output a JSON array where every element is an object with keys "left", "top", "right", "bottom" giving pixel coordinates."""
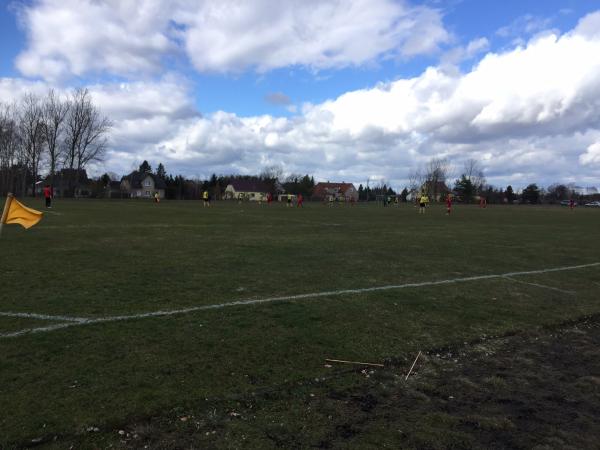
[{"left": 1, "top": 199, "right": 599, "bottom": 448}]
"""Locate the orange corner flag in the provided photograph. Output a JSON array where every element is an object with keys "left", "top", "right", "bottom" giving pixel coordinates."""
[{"left": 1, "top": 194, "right": 43, "bottom": 230}]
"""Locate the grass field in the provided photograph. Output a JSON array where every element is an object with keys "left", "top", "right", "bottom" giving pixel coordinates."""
[{"left": 1, "top": 198, "right": 600, "bottom": 448}]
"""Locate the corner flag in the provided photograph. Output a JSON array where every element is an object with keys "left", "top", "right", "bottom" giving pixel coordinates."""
[{"left": 0, "top": 194, "right": 43, "bottom": 234}]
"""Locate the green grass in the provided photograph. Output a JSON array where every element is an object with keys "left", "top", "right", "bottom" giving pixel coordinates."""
[{"left": 1, "top": 199, "right": 599, "bottom": 447}]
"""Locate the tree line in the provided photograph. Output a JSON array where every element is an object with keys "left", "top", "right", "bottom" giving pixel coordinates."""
[
  {"left": 2, "top": 95, "right": 593, "bottom": 205},
  {"left": 0, "top": 89, "right": 111, "bottom": 197},
  {"left": 95, "top": 157, "right": 596, "bottom": 204},
  {"left": 105, "top": 161, "right": 316, "bottom": 200}
]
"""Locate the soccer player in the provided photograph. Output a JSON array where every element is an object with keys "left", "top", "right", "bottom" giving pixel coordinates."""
[
  {"left": 419, "top": 193, "right": 429, "bottom": 214},
  {"left": 297, "top": 193, "right": 304, "bottom": 207},
  {"left": 267, "top": 192, "right": 273, "bottom": 205},
  {"left": 446, "top": 193, "right": 452, "bottom": 215},
  {"left": 569, "top": 199, "right": 575, "bottom": 210},
  {"left": 154, "top": 192, "right": 160, "bottom": 203},
  {"left": 43, "top": 185, "right": 53, "bottom": 208},
  {"left": 203, "top": 190, "right": 210, "bottom": 207},
  {"left": 287, "top": 193, "right": 293, "bottom": 207}
]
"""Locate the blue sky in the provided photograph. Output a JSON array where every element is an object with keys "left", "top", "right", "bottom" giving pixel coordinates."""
[{"left": 1, "top": 0, "right": 600, "bottom": 189}]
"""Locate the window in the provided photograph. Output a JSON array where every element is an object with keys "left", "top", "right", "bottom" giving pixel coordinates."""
[
  {"left": 145, "top": 191, "right": 150, "bottom": 197},
  {"left": 144, "top": 179, "right": 151, "bottom": 187}
]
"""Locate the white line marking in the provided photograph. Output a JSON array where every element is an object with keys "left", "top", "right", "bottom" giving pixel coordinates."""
[
  {"left": 40, "top": 223, "right": 214, "bottom": 229},
  {"left": 1, "top": 262, "right": 598, "bottom": 339},
  {"left": 0, "top": 311, "right": 88, "bottom": 322},
  {"left": 0, "top": 323, "right": 76, "bottom": 338},
  {"left": 503, "top": 277, "right": 576, "bottom": 295}
]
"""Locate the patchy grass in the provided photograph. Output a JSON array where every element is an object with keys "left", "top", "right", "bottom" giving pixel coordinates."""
[{"left": 0, "top": 199, "right": 599, "bottom": 448}]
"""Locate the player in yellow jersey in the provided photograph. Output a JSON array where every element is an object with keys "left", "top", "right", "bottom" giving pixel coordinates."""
[
  {"left": 419, "top": 193, "right": 429, "bottom": 214},
  {"left": 203, "top": 190, "right": 210, "bottom": 207}
]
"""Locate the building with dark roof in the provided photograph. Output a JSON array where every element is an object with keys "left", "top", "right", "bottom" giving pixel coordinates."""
[
  {"left": 37, "top": 168, "right": 92, "bottom": 197},
  {"left": 120, "top": 171, "right": 167, "bottom": 199}
]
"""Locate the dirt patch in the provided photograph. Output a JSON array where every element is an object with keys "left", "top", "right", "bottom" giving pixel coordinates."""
[{"left": 27, "top": 316, "right": 600, "bottom": 449}]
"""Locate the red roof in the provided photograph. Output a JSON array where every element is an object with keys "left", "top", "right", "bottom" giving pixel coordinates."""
[{"left": 313, "top": 182, "right": 356, "bottom": 198}]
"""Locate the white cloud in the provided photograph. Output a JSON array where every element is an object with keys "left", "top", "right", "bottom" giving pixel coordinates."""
[
  {"left": 317, "top": 14, "right": 600, "bottom": 145},
  {"left": 153, "top": 11, "right": 600, "bottom": 185},
  {"left": 580, "top": 142, "right": 600, "bottom": 165},
  {"left": 4, "top": 10, "right": 600, "bottom": 188},
  {"left": 14, "top": 0, "right": 450, "bottom": 80},
  {"left": 441, "top": 37, "right": 490, "bottom": 67},
  {"left": 181, "top": 0, "right": 449, "bottom": 73},
  {"left": 496, "top": 14, "right": 554, "bottom": 39},
  {"left": 15, "top": 0, "right": 175, "bottom": 81}
]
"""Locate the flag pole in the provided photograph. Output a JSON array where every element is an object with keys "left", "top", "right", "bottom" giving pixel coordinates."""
[{"left": 0, "top": 193, "right": 14, "bottom": 237}]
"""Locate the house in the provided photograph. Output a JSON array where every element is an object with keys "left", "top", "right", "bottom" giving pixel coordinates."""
[
  {"left": 37, "top": 168, "right": 92, "bottom": 197},
  {"left": 105, "top": 180, "right": 125, "bottom": 198},
  {"left": 224, "top": 180, "right": 271, "bottom": 201},
  {"left": 420, "top": 181, "right": 451, "bottom": 201},
  {"left": 120, "top": 171, "right": 166, "bottom": 199},
  {"left": 312, "top": 182, "right": 358, "bottom": 201}
]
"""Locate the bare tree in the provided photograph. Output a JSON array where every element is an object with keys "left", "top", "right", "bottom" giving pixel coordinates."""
[
  {"left": 463, "top": 159, "right": 486, "bottom": 194},
  {"left": 42, "top": 89, "right": 69, "bottom": 189},
  {"left": 63, "top": 88, "right": 111, "bottom": 195},
  {"left": 64, "top": 89, "right": 90, "bottom": 193},
  {"left": 19, "top": 93, "right": 46, "bottom": 197},
  {"left": 260, "top": 164, "right": 284, "bottom": 193},
  {"left": 260, "top": 164, "right": 284, "bottom": 182},
  {"left": 0, "top": 103, "right": 21, "bottom": 194},
  {"left": 424, "top": 157, "right": 450, "bottom": 200},
  {"left": 407, "top": 168, "right": 424, "bottom": 199},
  {"left": 76, "top": 103, "right": 111, "bottom": 173}
]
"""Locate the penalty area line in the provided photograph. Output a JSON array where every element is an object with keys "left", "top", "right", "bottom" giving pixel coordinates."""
[
  {"left": 502, "top": 277, "right": 576, "bottom": 295},
  {"left": 0, "top": 261, "right": 598, "bottom": 339}
]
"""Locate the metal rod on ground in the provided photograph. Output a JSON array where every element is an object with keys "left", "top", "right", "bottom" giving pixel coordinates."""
[
  {"left": 405, "top": 351, "right": 422, "bottom": 380},
  {"left": 0, "top": 193, "right": 14, "bottom": 238},
  {"left": 325, "top": 358, "right": 384, "bottom": 368}
]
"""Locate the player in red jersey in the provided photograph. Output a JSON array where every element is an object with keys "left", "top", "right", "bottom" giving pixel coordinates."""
[
  {"left": 446, "top": 193, "right": 452, "bottom": 215},
  {"left": 297, "top": 193, "right": 304, "bottom": 207},
  {"left": 43, "top": 185, "right": 53, "bottom": 208}
]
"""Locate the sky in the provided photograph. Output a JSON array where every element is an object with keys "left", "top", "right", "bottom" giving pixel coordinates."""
[{"left": 1, "top": 0, "right": 600, "bottom": 190}]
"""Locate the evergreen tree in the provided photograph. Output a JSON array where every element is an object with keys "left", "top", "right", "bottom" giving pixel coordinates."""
[
  {"left": 505, "top": 185, "right": 516, "bottom": 203},
  {"left": 155, "top": 163, "right": 166, "bottom": 179},
  {"left": 522, "top": 184, "right": 540, "bottom": 204},
  {"left": 139, "top": 160, "right": 152, "bottom": 173},
  {"left": 454, "top": 175, "right": 475, "bottom": 203},
  {"left": 400, "top": 188, "right": 408, "bottom": 202}
]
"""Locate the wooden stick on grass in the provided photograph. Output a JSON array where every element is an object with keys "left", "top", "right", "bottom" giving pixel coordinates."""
[
  {"left": 325, "top": 358, "right": 384, "bottom": 368},
  {"left": 405, "top": 351, "right": 422, "bottom": 380}
]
